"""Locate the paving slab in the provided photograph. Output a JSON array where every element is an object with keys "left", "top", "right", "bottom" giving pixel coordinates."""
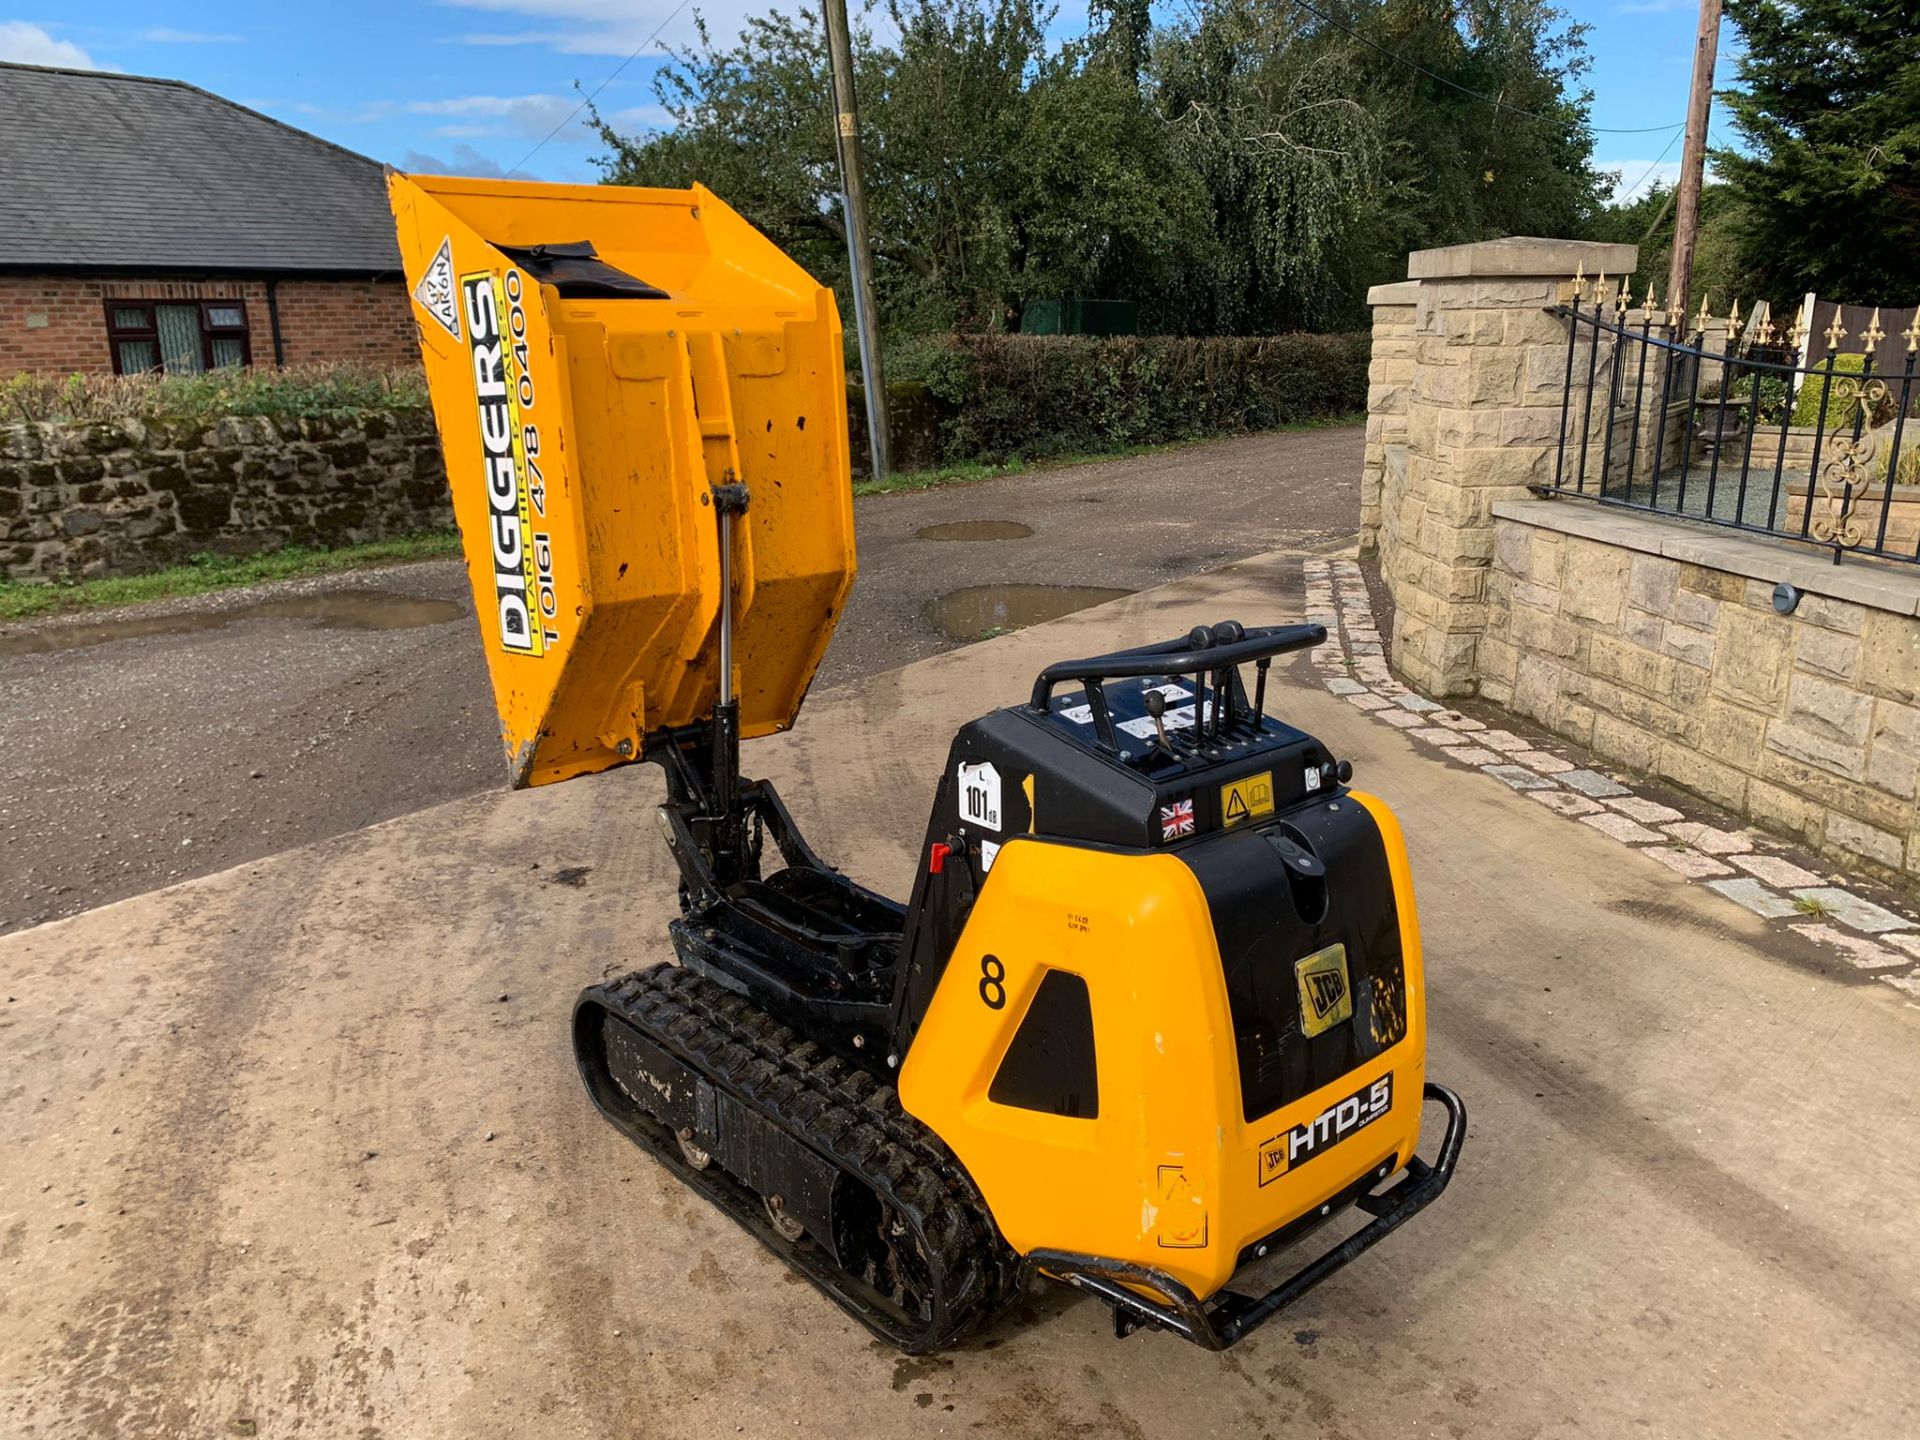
[{"left": 3, "top": 554, "right": 1918, "bottom": 1439}]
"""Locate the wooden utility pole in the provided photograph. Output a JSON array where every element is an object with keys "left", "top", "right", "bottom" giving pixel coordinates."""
[
  {"left": 1666, "top": 0, "right": 1724, "bottom": 326},
  {"left": 822, "top": 0, "right": 890, "bottom": 479}
]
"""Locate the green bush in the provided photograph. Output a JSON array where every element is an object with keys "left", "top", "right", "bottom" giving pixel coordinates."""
[
  {"left": 1729, "top": 371, "right": 1790, "bottom": 424},
  {"left": 887, "top": 332, "right": 1370, "bottom": 465},
  {"left": 1, "top": 363, "right": 429, "bottom": 425},
  {"left": 1790, "top": 352, "right": 1869, "bottom": 429}
]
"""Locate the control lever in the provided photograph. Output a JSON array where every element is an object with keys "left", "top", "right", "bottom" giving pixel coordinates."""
[{"left": 1144, "top": 688, "right": 1175, "bottom": 759}]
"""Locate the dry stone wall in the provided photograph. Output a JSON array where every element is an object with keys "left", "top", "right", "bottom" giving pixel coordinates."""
[{"left": 0, "top": 409, "right": 450, "bottom": 580}]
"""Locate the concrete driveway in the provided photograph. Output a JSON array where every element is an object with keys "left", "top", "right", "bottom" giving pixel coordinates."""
[
  {"left": 3, "top": 553, "right": 1915, "bottom": 1439},
  {"left": 0, "top": 427, "right": 1359, "bottom": 936}
]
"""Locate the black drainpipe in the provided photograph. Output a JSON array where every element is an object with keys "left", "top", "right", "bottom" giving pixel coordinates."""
[{"left": 265, "top": 277, "right": 286, "bottom": 365}]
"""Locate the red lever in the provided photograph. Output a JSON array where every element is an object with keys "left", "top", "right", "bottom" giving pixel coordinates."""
[{"left": 928, "top": 842, "right": 951, "bottom": 875}]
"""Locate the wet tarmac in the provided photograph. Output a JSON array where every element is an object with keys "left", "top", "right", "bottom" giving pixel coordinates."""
[
  {"left": 914, "top": 520, "right": 1035, "bottom": 541},
  {"left": 925, "top": 584, "right": 1132, "bottom": 641},
  {"left": 0, "top": 590, "right": 465, "bottom": 657}
]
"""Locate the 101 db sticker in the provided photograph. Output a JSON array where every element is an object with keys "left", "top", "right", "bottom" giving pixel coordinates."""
[{"left": 957, "top": 761, "right": 1002, "bottom": 831}]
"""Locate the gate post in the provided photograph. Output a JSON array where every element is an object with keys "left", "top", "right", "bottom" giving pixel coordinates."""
[{"left": 1373, "top": 236, "right": 1637, "bottom": 697}]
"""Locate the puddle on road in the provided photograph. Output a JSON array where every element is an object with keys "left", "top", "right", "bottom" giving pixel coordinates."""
[
  {"left": 927, "top": 584, "right": 1132, "bottom": 641},
  {"left": 915, "top": 520, "right": 1034, "bottom": 542},
  {"left": 0, "top": 589, "right": 465, "bottom": 657}
]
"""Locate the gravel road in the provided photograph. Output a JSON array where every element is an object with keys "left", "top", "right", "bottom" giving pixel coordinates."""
[{"left": 0, "top": 427, "right": 1359, "bottom": 933}]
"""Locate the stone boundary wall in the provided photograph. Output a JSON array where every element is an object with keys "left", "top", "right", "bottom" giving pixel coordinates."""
[
  {"left": 1, "top": 410, "right": 450, "bottom": 581},
  {"left": 1358, "top": 280, "right": 1416, "bottom": 553},
  {"left": 1484, "top": 498, "right": 1920, "bottom": 883},
  {"left": 1359, "top": 236, "right": 1636, "bottom": 696}
]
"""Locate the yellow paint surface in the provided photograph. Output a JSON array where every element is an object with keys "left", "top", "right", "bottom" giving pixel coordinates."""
[{"left": 387, "top": 174, "right": 855, "bottom": 786}]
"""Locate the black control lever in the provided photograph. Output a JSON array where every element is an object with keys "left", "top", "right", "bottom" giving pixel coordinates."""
[{"left": 1144, "top": 689, "right": 1175, "bottom": 758}]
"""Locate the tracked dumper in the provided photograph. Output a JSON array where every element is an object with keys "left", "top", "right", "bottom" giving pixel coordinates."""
[{"left": 389, "top": 173, "right": 1465, "bottom": 1352}]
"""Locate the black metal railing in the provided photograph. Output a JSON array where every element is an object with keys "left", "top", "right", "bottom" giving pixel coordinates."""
[{"left": 1545, "top": 288, "right": 1920, "bottom": 565}]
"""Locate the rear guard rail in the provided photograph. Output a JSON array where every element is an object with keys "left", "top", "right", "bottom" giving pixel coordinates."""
[{"left": 1028, "top": 1082, "right": 1467, "bottom": 1350}]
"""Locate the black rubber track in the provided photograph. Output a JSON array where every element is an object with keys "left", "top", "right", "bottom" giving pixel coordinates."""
[{"left": 574, "top": 964, "right": 1021, "bottom": 1352}]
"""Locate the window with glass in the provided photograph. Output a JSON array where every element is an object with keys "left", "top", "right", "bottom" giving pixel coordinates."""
[{"left": 105, "top": 301, "right": 251, "bottom": 375}]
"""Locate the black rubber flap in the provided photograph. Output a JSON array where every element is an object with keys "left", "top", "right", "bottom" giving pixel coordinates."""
[{"left": 496, "top": 240, "right": 669, "bottom": 299}]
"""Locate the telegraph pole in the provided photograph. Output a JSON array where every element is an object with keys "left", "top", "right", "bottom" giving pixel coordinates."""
[
  {"left": 822, "top": 0, "right": 890, "bottom": 479},
  {"left": 1666, "top": 0, "right": 1723, "bottom": 325}
]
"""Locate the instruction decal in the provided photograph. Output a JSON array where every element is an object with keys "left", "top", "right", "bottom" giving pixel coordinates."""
[
  {"left": 1259, "top": 1074, "right": 1393, "bottom": 1185},
  {"left": 979, "top": 838, "right": 1000, "bottom": 872},
  {"left": 957, "top": 760, "right": 1002, "bottom": 831},
  {"left": 1219, "top": 770, "right": 1274, "bottom": 828},
  {"left": 413, "top": 236, "right": 461, "bottom": 341},
  {"left": 463, "top": 268, "right": 549, "bottom": 656}
]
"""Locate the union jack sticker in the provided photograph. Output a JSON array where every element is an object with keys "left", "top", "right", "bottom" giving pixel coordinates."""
[{"left": 1159, "top": 797, "right": 1196, "bottom": 841}]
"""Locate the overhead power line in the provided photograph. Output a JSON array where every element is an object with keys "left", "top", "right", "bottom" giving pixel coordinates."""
[
  {"left": 1281, "top": 0, "right": 1686, "bottom": 135},
  {"left": 510, "top": 0, "right": 695, "bottom": 174}
]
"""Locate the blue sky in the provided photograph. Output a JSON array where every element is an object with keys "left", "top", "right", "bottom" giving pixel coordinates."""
[{"left": 2, "top": 3, "right": 1737, "bottom": 200}]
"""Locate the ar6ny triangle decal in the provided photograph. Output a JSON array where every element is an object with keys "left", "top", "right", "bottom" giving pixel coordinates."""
[{"left": 412, "top": 236, "right": 461, "bottom": 341}]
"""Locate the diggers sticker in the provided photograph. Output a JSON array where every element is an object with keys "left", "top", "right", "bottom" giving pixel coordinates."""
[
  {"left": 463, "top": 269, "right": 546, "bottom": 656},
  {"left": 1258, "top": 1074, "right": 1393, "bottom": 1185}
]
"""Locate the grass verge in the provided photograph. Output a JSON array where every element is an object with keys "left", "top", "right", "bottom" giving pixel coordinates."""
[
  {"left": 0, "top": 530, "right": 462, "bottom": 621},
  {"left": 851, "top": 415, "right": 1365, "bottom": 498}
]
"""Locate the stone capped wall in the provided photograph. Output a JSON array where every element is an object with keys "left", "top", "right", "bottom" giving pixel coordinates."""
[
  {"left": 1484, "top": 498, "right": 1920, "bottom": 882},
  {"left": 0, "top": 409, "right": 449, "bottom": 580}
]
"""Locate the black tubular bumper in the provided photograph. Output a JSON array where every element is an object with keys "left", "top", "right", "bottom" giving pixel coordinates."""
[{"left": 1029, "top": 1082, "right": 1467, "bottom": 1350}]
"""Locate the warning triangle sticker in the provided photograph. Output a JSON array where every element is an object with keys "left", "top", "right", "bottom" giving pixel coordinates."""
[
  {"left": 412, "top": 236, "right": 461, "bottom": 341},
  {"left": 1224, "top": 790, "right": 1249, "bottom": 823}
]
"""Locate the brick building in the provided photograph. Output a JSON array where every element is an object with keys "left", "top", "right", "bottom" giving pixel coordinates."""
[{"left": 0, "top": 62, "right": 414, "bottom": 377}]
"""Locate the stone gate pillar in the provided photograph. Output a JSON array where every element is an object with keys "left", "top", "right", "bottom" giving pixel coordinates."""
[{"left": 1372, "top": 236, "right": 1637, "bottom": 696}]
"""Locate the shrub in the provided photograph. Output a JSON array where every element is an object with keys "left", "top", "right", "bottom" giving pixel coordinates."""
[
  {"left": 1729, "top": 371, "right": 1790, "bottom": 424},
  {"left": 0, "top": 363, "right": 429, "bottom": 425},
  {"left": 887, "top": 332, "right": 1370, "bottom": 465},
  {"left": 1790, "top": 352, "right": 1870, "bottom": 429}
]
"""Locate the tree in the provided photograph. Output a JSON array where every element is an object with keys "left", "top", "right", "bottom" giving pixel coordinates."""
[
  {"left": 592, "top": 0, "right": 1610, "bottom": 336},
  {"left": 596, "top": 0, "right": 1208, "bottom": 334},
  {"left": 1716, "top": 0, "right": 1920, "bottom": 304}
]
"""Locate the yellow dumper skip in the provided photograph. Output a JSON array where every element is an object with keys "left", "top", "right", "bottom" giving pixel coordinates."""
[{"left": 387, "top": 174, "right": 856, "bottom": 787}]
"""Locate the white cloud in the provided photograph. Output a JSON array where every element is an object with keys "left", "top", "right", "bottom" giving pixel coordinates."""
[
  {"left": 438, "top": 0, "right": 770, "bottom": 54},
  {"left": 1608, "top": 159, "right": 1682, "bottom": 203},
  {"left": 0, "top": 20, "right": 111, "bottom": 69},
  {"left": 142, "top": 27, "right": 247, "bottom": 44},
  {"left": 398, "top": 143, "right": 539, "bottom": 180},
  {"left": 404, "top": 92, "right": 589, "bottom": 140}
]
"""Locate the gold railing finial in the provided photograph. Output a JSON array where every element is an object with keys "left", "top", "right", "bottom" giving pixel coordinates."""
[
  {"left": 1728, "top": 298, "right": 1744, "bottom": 340},
  {"left": 1694, "top": 292, "right": 1713, "bottom": 332},
  {"left": 1759, "top": 313, "right": 1778, "bottom": 346},
  {"left": 1573, "top": 262, "right": 1586, "bottom": 302},
  {"left": 1643, "top": 279, "right": 1659, "bottom": 323},
  {"left": 1823, "top": 309, "right": 1848, "bottom": 349},
  {"left": 1905, "top": 312, "right": 1920, "bottom": 355},
  {"left": 1861, "top": 307, "right": 1886, "bottom": 352},
  {"left": 1785, "top": 308, "right": 1806, "bottom": 350}
]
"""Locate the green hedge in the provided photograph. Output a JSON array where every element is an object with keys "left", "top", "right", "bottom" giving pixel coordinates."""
[
  {"left": 889, "top": 332, "right": 1370, "bottom": 465},
  {"left": 1, "top": 363, "right": 428, "bottom": 425}
]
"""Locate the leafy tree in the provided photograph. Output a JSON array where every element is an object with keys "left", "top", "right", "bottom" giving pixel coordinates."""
[
  {"left": 1716, "top": 0, "right": 1920, "bottom": 303},
  {"left": 594, "top": 0, "right": 1609, "bottom": 336}
]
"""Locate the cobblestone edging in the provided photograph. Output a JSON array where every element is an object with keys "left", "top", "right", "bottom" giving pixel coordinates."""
[
  {"left": 1304, "top": 555, "right": 1920, "bottom": 1002},
  {"left": 1, "top": 410, "right": 451, "bottom": 580}
]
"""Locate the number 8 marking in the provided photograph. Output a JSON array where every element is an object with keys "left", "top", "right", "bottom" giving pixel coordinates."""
[{"left": 978, "top": 954, "right": 1006, "bottom": 1010}]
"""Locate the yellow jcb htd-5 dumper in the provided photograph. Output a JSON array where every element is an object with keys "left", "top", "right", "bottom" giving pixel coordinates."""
[{"left": 389, "top": 172, "right": 1466, "bottom": 1353}]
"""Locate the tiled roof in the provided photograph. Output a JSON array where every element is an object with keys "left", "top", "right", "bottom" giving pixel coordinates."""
[{"left": 0, "top": 61, "right": 402, "bottom": 274}]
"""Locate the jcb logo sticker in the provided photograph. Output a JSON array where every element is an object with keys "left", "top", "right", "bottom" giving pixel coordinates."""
[
  {"left": 1258, "top": 1075, "right": 1393, "bottom": 1185},
  {"left": 1295, "top": 944, "right": 1353, "bottom": 1038},
  {"left": 1220, "top": 771, "right": 1274, "bottom": 828}
]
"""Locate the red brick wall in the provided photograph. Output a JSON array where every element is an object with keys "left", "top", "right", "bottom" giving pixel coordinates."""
[
  {"left": 0, "top": 274, "right": 417, "bottom": 375},
  {"left": 273, "top": 278, "right": 418, "bottom": 367}
]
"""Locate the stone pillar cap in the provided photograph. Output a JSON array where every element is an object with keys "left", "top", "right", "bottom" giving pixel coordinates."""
[
  {"left": 1366, "top": 280, "right": 1420, "bottom": 306},
  {"left": 1407, "top": 236, "right": 1638, "bottom": 280}
]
